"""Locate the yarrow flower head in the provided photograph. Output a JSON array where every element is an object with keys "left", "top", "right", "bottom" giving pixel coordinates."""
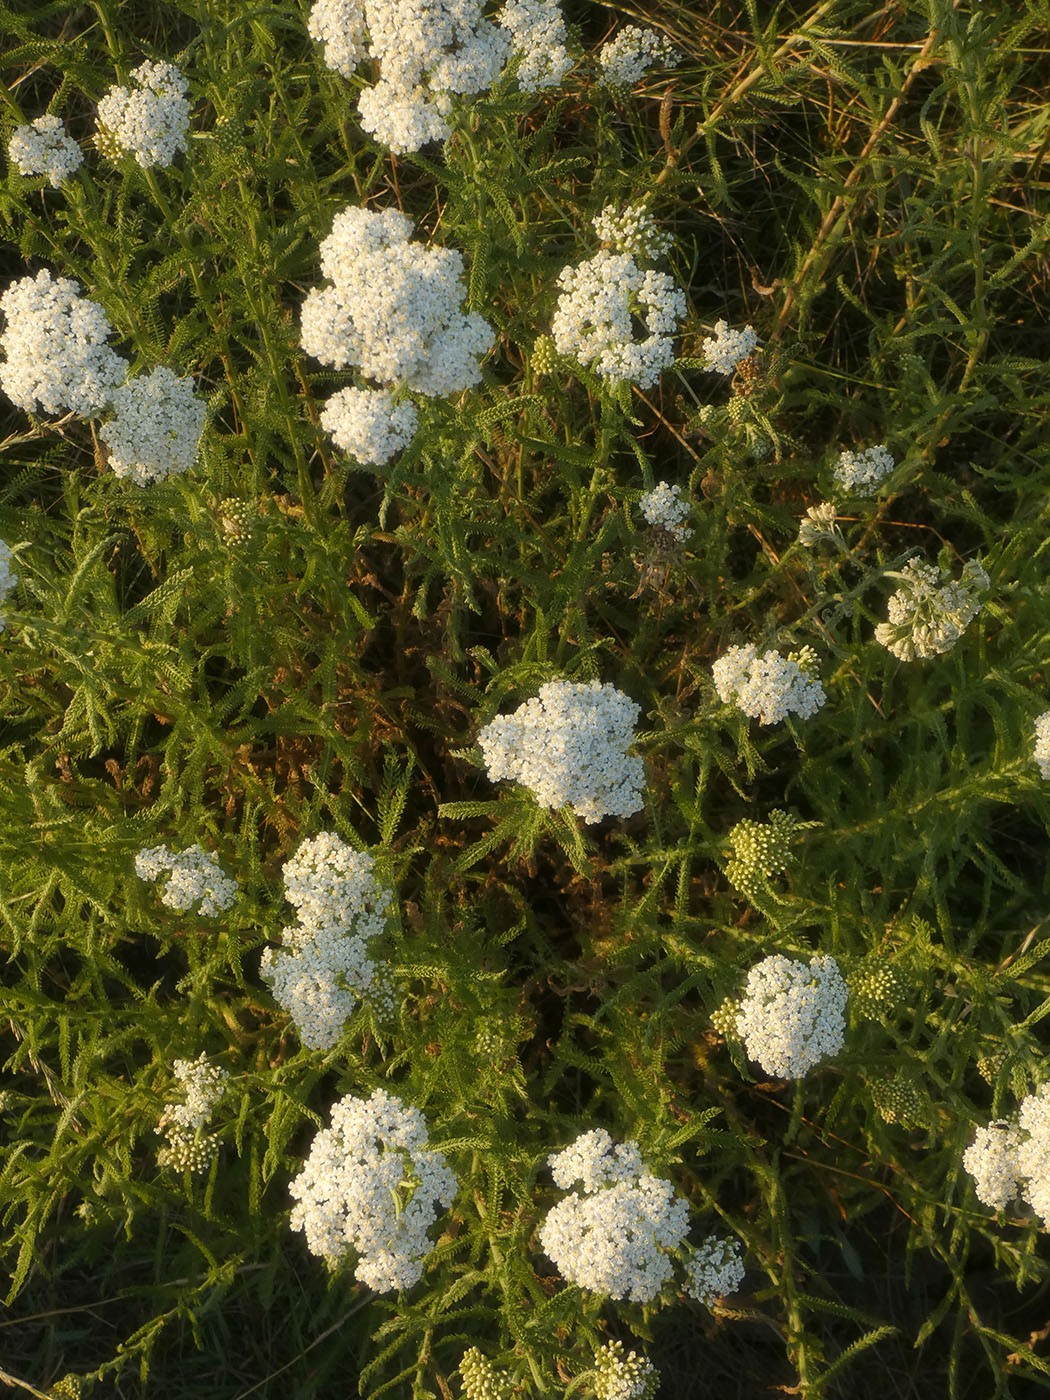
[
  {"left": 593, "top": 203, "right": 671, "bottom": 259},
  {"left": 711, "top": 643, "right": 826, "bottom": 725},
  {"left": 539, "top": 1131, "right": 690, "bottom": 1302},
  {"left": 288, "top": 1088, "right": 458, "bottom": 1292},
  {"left": 963, "top": 1086, "right": 1050, "bottom": 1223},
  {"left": 597, "top": 25, "right": 680, "bottom": 87},
  {"left": 1032, "top": 710, "right": 1050, "bottom": 780},
  {"left": 639, "top": 481, "right": 690, "bottom": 541},
  {"left": 135, "top": 843, "right": 238, "bottom": 915},
  {"left": 8, "top": 115, "right": 83, "bottom": 187},
  {"left": 0, "top": 541, "right": 16, "bottom": 632},
  {"left": 735, "top": 954, "right": 848, "bottom": 1078},
  {"left": 797, "top": 502, "right": 842, "bottom": 548},
  {"left": 459, "top": 1347, "right": 515, "bottom": 1400},
  {"left": 157, "top": 1052, "right": 228, "bottom": 1173},
  {"left": 478, "top": 678, "right": 645, "bottom": 823},
  {"left": 701, "top": 319, "right": 759, "bottom": 376},
  {"left": 99, "top": 367, "right": 206, "bottom": 483},
  {"left": 592, "top": 1340, "right": 659, "bottom": 1400},
  {"left": 552, "top": 249, "right": 686, "bottom": 389},
  {"left": 260, "top": 832, "right": 395, "bottom": 1051},
  {"left": 684, "top": 1234, "right": 745, "bottom": 1307},
  {"left": 319, "top": 386, "right": 418, "bottom": 466},
  {"left": 96, "top": 60, "right": 190, "bottom": 169},
  {"left": 832, "top": 443, "right": 895, "bottom": 494},
  {"left": 874, "top": 557, "right": 988, "bottom": 661},
  {"left": 497, "top": 0, "right": 572, "bottom": 92},
  {"left": 0, "top": 268, "right": 127, "bottom": 417}
]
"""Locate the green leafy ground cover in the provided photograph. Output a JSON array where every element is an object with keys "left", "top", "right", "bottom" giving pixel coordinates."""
[{"left": 2, "top": 0, "right": 1050, "bottom": 1395}]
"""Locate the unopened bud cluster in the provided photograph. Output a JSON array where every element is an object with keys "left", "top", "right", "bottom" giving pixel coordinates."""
[
  {"left": 849, "top": 960, "right": 906, "bottom": 1019},
  {"left": 874, "top": 558, "right": 988, "bottom": 661},
  {"left": 869, "top": 1073, "right": 924, "bottom": 1127},
  {"left": 725, "top": 809, "right": 798, "bottom": 892},
  {"left": 797, "top": 502, "right": 842, "bottom": 548},
  {"left": 459, "top": 1346, "right": 515, "bottom": 1400},
  {"left": 592, "top": 1339, "right": 659, "bottom": 1400}
]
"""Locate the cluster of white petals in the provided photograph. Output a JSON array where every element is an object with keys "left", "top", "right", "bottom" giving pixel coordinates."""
[
  {"left": 8, "top": 115, "right": 83, "bottom": 186},
  {"left": 301, "top": 205, "right": 491, "bottom": 414},
  {"left": 684, "top": 1234, "right": 745, "bottom": 1306},
  {"left": 260, "top": 833, "right": 394, "bottom": 1051},
  {"left": 874, "top": 557, "right": 988, "bottom": 661},
  {"left": 639, "top": 480, "right": 690, "bottom": 540},
  {"left": 99, "top": 366, "right": 206, "bottom": 484},
  {"left": 157, "top": 1052, "right": 228, "bottom": 1173},
  {"left": 797, "top": 501, "right": 841, "bottom": 548},
  {"left": 497, "top": 0, "right": 572, "bottom": 92},
  {"left": 1034, "top": 710, "right": 1050, "bottom": 780},
  {"left": 711, "top": 643, "right": 826, "bottom": 725},
  {"left": 592, "top": 203, "right": 671, "bottom": 259},
  {"left": 96, "top": 60, "right": 190, "bottom": 169},
  {"left": 539, "top": 1132, "right": 690, "bottom": 1301},
  {"left": 0, "top": 268, "right": 126, "bottom": 417},
  {"left": 701, "top": 319, "right": 758, "bottom": 376},
  {"left": 289, "top": 1088, "right": 458, "bottom": 1292},
  {"left": 478, "top": 678, "right": 645, "bottom": 823},
  {"left": 964, "top": 1086, "right": 1050, "bottom": 1224},
  {"left": 134, "top": 843, "right": 238, "bottom": 915},
  {"left": 552, "top": 249, "right": 685, "bottom": 388},
  {"left": 308, "top": 0, "right": 510, "bottom": 153},
  {"left": 319, "top": 386, "right": 418, "bottom": 466},
  {"left": 592, "top": 1340, "right": 659, "bottom": 1400},
  {"left": 597, "top": 25, "right": 680, "bottom": 87},
  {"left": 832, "top": 443, "right": 895, "bottom": 494},
  {"left": 735, "top": 954, "right": 848, "bottom": 1078},
  {"left": 0, "top": 541, "right": 16, "bottom": 632}
]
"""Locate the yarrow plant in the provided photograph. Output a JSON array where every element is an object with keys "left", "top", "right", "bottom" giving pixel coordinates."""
[
  {"left": 0, "top": 541, "right": 16, "bottom": 631},
  {"left": 8, "top": 115, "right": 83, "bottom": 187},
  {"left": 639, "top": 480, "right": 690, "bottom": 540},
  {"left": 797, "top": 501, "right": 842, "bottom": 548},
  {"left": 683, "top": 1234, "right": 746, "bottom": 1307},
  {"left": 1034, "top": 710, "right": 1050, "bottom": 779},
  {"left": 964, "top": 1085, "right": 1050, "bottom": 1225},
  {"left": 832, "top": 443, "right": 895, "bottom": 494},
  {"left": 725, "top": 809, "right": 800, "bottom": 893},
  {"left": 156, "top": 1053, "right": 228, "bottom": 1174},
  {"left": 99, "top": 367, "right": 207, "bottom": 484},
  {"left": 477, "top": 678, "right": 645, "bottom": 822},
  {"left": 700, "top": 319, "right": 758, "bottom": 376},
  {"left": 134, "top": 843, "right": 238, "bottom": 915},
  {"left": 711, "top": 643, "right": 826, "bottom": 725},
  {"left": 734, "top": 954, "right": 848, "bottom": 1078},
  {"left": 874, "top": 557, "right": 989, "bottom": 661},
  {"left": 593, "top": 203, "right": 671, "bottom": 258},
  {"left": 592, "top": 1339, "right": 659, "bottom": 1400},
  {"left": 497, "top": 0, "right": 573, "bottom": 92},
  {"left": 458, "top": 1347, "right": 515, "bottom": 1400},
  {"left": 318, "top": 386, "right": 418, "bottom": 467},
  {"left": 597, "top": 25, "right": 680, "bottom": 87},
  {"left": 288, "top": 1088, "right": 458, "bottom": 1291},
  {"left": 95, "top": 60, "right": 191, "bottom": 169}
]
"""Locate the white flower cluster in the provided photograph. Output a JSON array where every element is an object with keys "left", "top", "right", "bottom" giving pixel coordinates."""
[
  {"left": 964, "top": 1085, "right": 1050, "bottom": 1224},
  {"left": 700, "top": 319, "right": 758, "bottom": 376},
  {"left": 134, "top": 843, "right": 238, "bottom": 915},
  {"left": 548, "top": 1127, "right": 645, "bottom": 1192},
  {"left": 96, "top": 60, "right": 191, "bottom": 169},
  {"left": 874, "top": 557, "right": 988, "bottom": 661},
  {"left": 592, "top": 1340, "right": 659, "bottom": 1400},
  {"left": 99, "top": 366, "right": 206, "bottom": 484},
  {"left": 684, "top": 1234, "right": 745, "bottom": 1306},
  {"left": 157, "top": 1052, "right": 228, "bottom": 1174},
  {"left": 593, "top": 203, "right": 671, "bottom": 259},
  {"left": 539, "top": 1131, "right": 690, "bottom": 1302},
  {"left": 0, "top": 268, "right": 126, "bottom": 417},
  {"left": 735, "top": 954, "right": 848, "bottom": 1078},
  {"left": 832, "top": 443, "right": 895, "bottom": 494},
  {"left": 797, "top": 501, "right": 841, "bottom": 548},
  {"left": 497, "top": 0, "right": 572, "bottom": 92},
  {"left": 1034, "top": 710, "right": 1050, "bottom": 780},
  {"left": 0, "top": 541, "right": 16, "bottom": 633},
  {"left": 552, "top": 250, "right": 686, "bottom": 389},
  {"left": 319, "top": 386, "right": 419, "bottom": 467},
  {"left": 459, "top": 1347, "right": 515, "bottom": 1400},
  {"left": 307, "top": 0, "right": 510, "bottom": 153},
  {"left": 260, "top": 832, "right": 395, "bottom": 1051},
  {"left": 639, "top": 481, "right": 690, "bottom": 541},
  {"left": 288, "top": 1088, "right": 458, "bottom": 1292},
  {"left": 598, "top": 26, "right": 681, "bottom": 87},
  {"left": 8, "top": 115, "right": 83, "bottom": 187},
  {"left": 711, "top": 643, "right": 826, "bottom": 725},
  {"left": 478, "top": 678, "right": 645, "bottom": 823}
]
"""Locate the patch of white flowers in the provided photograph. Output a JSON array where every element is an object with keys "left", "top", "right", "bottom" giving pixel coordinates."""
[
  {"left": 874, "top": 557, "right": 988, "bottom": 661},
  {"left": 597, "top": 25, "right": 680, "bottom": 87},
  {"left": 711, "top": 643, "right": 826, "bottom": 725},
  {"left": 307, "top": 0, "right": 510, "bottom": 153},
  {"left": 99, "top": 367, "right": 207, "bottom": 484},
  {"left": 288, "top": 1088, "right": 458, "bottom": 1292},
  {"left": 684, "top": 1234, "right": 746, "bottom": 1306},
  {"left": 593, "top": 203, "right": 671, "bottom": 259},
  {"left": 96, "top": 60, "right": 191, "bottom": 169},
  {"left": 157, "top": 1053, "right": 228, "bottom": 1174},
  {"left": 8, "top": 115, "right": 83, "bottom": 187},
  {"left": 964, "top": 1085, "right": 1050, "bottom": 1225},
  {"left": 1034, "top": 710, "right": 1050, "bottom": 780},
  {"left": 0, "top": 268, "right": 127, "bottom": 417},
  {"left": 134, "top": 843, "right": 238, "bottom": 915},
  {"left": 478, "top": 678, "right": 645, "bottom": 823},
  {"left": 539, "top": 1131, "right": 690, "bottom": 1302},
  {"left": 639, "top": 481, "right": 690, "bottom": 541},
  {"left": 319, "top": 386, "right": 419, "bottom": 466},
  {"left": 701, "top": 320, "right": 758, "bottom": 376},
  {"left": 260, "top": 832, "right": 395, "bottom": 1051},
  {"left": 797, "top": 501, "right": 842, "bottom": 548},
  {"left": 592, "top": 1340, "right": 659, "bottom": 1400},
  {"left": 552, "top": 249, "right": 686, "bottom": 389},
  {"left": 497, "top": 0, "right": 573, "bottom": 92},
  {"left": 0, "top": 541, "right": 16, "bottom": 632},
  {"left": 832, "top": 443, "right": 894, "bottom": 494},
  {"left": 735, "top": 954, "right": 848, "bottom": 1078}
]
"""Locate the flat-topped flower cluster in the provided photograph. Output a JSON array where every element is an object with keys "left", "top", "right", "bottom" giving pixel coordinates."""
[
  {"left": 875, "top": 557, "right": 988, "bottom": 661},
  {"left": 156, "top": 1052, "right": 228, "bottom": 1173},
  {"left": 8, "top": 115, "right": 84, "bottom": 186},
  {"left": 964, "top": 1084, "right": 1050, "bottom": 1225},
  {"left": 135, "top": 843, "right": 238, "bottom": 915},
  {"left": 734, "top": 954, "right": 848, "bottom": 1078},
  {"left": 712, "top": 643, "right": 826, "bottom": 725},
  {"left": 96, "top": 60, "right": 190, "bottom": 169}
]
